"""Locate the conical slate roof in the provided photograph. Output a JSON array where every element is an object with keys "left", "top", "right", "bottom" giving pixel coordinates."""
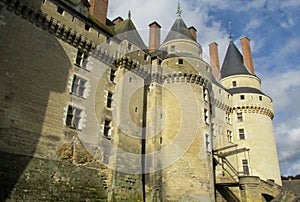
[
  {"left": 163, "top": 17, "right": 196, "bottom": 44},
  {"left": 220, "top": 41, "right": 251, "bottom": 79},
  {"left": 114, "top": 19, "right": 147, "bottom": 50}
]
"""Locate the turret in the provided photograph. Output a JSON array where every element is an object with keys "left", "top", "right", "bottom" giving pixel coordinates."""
[
  {"left": 159, "top": 5, "right": 202, "bottom": 60},
  {"left": 219, "top": 38, "right": 281, "bottom": 185}
]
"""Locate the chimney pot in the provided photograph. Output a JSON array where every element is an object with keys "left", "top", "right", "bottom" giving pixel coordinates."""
[{"left": 240, "top": 36, "right": 255, "bottom": 74}]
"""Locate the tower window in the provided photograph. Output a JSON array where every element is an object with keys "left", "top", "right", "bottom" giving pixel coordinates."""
[
  {"left": 237, "top": 112, "right": 243, "bottom": 122},
  {"left": 144, "top": 54, "right": 148, "bottom": 61},
  {"left": 232, "top": 81, "right": 237, "bottom": 87},
  {"left": 178, "top": 59, "right": 183, "bottom": 64},
  {"left": 240, "top": 95, "right": 245, "bottom": 100},
  {"left": 106, "top": 92, "right": 113, "bottom": 108},
  {"left": 170, "top": 45, "right": 175, "bottom": 52},
  {"left": 205, "top": 134, "right": 211, "bottom": 153},
  {"left": 204, "top": 109, "right": 209, "bottom": 124},
  {"left": 226, "top": 112, "right": 231, "bottom": 124},
  {"left": 259, "top": 96, "right": 262, "bottom": 101},
  {"left": 66, "top": 106, "right": 82, "bottom": 130},
  {"left": 57, "top": 7, "right": 64, "bottom": 15},
  {"left": 110, "top": 68, "right": 116, "bottom": 82},
  {"left": 239, "top": 128, "right": 245, "bottom": 140},
  {"left": 103, "top": 119, "right": 111, "bottom": 139},
  {"left": 71, "top": 75, "right": 87, "bottom": 98},
  {"left": 206, "top": 65, "right": 210, "bottom": 72},
  {"left": 85, "top": 24, "right": 91, "bottom": 31},
  {"left": 242, "top": 159, "right": 249, "bottom": 175},
  {"left": 128, "top": 43, "right": 132, "bottom": 50},
  {"left": 203, "top": 88, "right": 209, "bottom": 102},
  {"left": 227, "top": 130, "right": 233, "bottom": 143},
  {"left": 75, "top": 49, "right": 88, "bottom": 69}
]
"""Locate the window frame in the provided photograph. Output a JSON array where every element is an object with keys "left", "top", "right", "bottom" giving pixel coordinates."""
[
  {"left": 242, "top": 159, "right": 249, "bottom": 175},
  {"left": 237, "top": 112, "right": 243, "bottom": 122},
  {"left": 239, "top": 128, "right": 245, "bottom": 140},
  {"left": 65, "top": 105, "right": 82, "bottom": 130}
]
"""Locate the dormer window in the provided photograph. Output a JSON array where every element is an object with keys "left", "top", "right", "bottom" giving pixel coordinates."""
[{"left": 171, "top": 45, "right": 175, "bottom": 52}]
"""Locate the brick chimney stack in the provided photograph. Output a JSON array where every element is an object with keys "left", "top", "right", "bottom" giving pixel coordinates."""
[
  {"left": 148, "top": 21, "right": 161, "bottom": 53},
  {"left": 240, "top": 36, "right": 255, "bottom": 74},
  {"left": 209, "top": 42, "right": 220, "bottom": 80},
  {"left": 188, "top": 26, "right": 197, "bottom": 42},
  {"left": 89, "top": 0, "right": 108, "bottom": 24}
]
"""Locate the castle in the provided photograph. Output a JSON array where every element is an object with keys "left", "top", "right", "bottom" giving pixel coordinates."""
[{"left": 0, "top": 0, "right": 294, "bottom": 201}]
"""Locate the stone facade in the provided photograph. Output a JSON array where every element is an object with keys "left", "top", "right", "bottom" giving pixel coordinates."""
[{"left": 0, "top": 0, "right": 292, "bottom": 201}]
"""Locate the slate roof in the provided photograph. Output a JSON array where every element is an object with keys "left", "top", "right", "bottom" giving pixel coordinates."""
[
  {"left": 220, "top": 41, "right": 252, "bottom": 79},
  {"left": 228, "top": 87, "right": 265, "bottom": 95},
  {"left": 113, "top": 19, "right": 147, "bottom": 50},
  {"left": 163, "top": 17, "right": 196, "bottom": 44}
]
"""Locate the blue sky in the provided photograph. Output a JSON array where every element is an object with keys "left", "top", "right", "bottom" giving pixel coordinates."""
[{"left": 107, "top": 0, "right": 300, "bottom": 176}]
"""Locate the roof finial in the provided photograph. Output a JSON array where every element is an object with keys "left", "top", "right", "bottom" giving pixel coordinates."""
[
  {"left": 176, "top": 0, "right": 182, "bottom": 17},
  {"left": 228, "top": 21, "right": 233, "bottom": 42},
  {"left": 128, "top": 10, "right": 131, "bottom": 19}
]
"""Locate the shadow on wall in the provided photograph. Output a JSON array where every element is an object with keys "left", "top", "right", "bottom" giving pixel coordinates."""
[{"left": 0, "top": 1, "right": 71, "bottom": 200}]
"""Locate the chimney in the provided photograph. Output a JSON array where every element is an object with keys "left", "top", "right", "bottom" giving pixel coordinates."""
[
  {"left": 89, "top": 0, "right": 108, "bottom": 24},
  {"left": 209, "top": 42, "right": 220, "bottom": 80},
  {"left": 112, "top": 16, "right": 124, "bottom": 25},
  {"left": 188, "top": 26, "right": 197, "bottom": 41},
  {"left": 240, "top": 36, "right": 255, "bottom": 74},
  {"left": 148, "top": 21, "right": 161, "bottom": 53}
]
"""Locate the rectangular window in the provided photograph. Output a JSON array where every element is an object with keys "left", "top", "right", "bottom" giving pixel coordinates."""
[
  {"left": 237, "top": 112, "right": 243, "bottom": 122},
  {"left": 204, "top": 109, "right": 209, "bottom": 124},
  {"left": 203, "top": 88, "right": 209, "bottom": 102},
  {"left": 227, "top": 130, "right": 233, "bottom": 143},
  {"left": 128, "top": 43, "right": 132, "bottom": 50},
  {"left": 66, "top": 106, "right": 82, "bottom": 129},
  {"left": 144, "top": 54, "right": 148, "bottom": 61},
  {"left": 205, "top": 134, "right": 211, "bottom": 152},
  {"left": 171, "top": 45, "right": 175, "bottom": 52},
  {"left": 178, "top": 58, "right": 183, "bottom": 64},
  {"left": 104, "top": 119, "right": 111, "bottom": 139},
  {"left": 85, "top": 24, "right": 90, "bottom": 31},
  {"left": 259, "top": 96, "right": 262, "bottom": 101},
  {"left": 71, "top": 75, "right": 87, "bottom": 98},
  {"left": 110, "top": 68, "right": 116, "bottom": 82},
  {"left": 239, "top": 128, "right": 245, "bottom": 140},
  {"left": 106, "top": 92, "right": 113, "bottom": 108},
  {"left": 226, "top": 112, "right": 231, "bottom": 124},
  {"left": 57, "top": 7, "right": 64, "bottom": 15},
  {"left": 242, "top": 159, "right": 249, "bottom": 175},
  {"left": 75, "top": 49, "right": 88, "bottom": 68},
  {"left": 232, "top": 81, "right": 237, "bottom": 87},
  {"left": 240, "top": 95, "right": 245, "bottom": 100}
]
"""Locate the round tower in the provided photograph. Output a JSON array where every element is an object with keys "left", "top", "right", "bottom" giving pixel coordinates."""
[
  {"left": 219, "top": 39, "right": 281, "bottom": 185},
  {"left": 147, "top": 6, "right": 215, "bottom": 201}
]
